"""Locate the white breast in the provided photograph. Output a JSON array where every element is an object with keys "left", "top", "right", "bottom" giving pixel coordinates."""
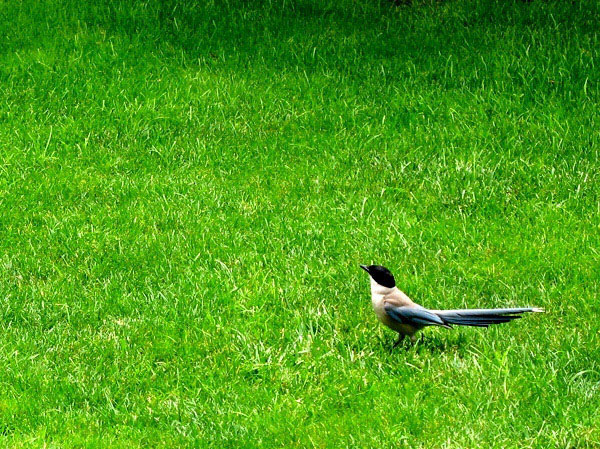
[{"left": 370, "top": 278, "right": 392, "bottom": 323}]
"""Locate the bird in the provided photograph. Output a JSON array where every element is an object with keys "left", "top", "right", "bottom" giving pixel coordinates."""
[{"left": 360, "top": 264, "right": 544, "bottom": 346}]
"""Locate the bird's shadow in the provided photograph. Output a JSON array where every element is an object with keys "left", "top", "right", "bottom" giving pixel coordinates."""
[{"left": 374, "top": 332, "right": 470, "bottom": 355}]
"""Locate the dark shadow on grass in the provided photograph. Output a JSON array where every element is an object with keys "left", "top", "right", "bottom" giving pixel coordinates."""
[
  {"left": 372, "top": 331, "right": 471, "bottom": 355},
  {"left": 7, "top": 0, "right": 596, "bottom": 72},
  {"left": 411, "top": 333, "right": 469, "bottom": 354}
]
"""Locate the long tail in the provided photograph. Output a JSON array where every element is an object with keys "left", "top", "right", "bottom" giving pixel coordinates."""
[{"left": 432, "top": 307, "right": 544, "bottom": 328}]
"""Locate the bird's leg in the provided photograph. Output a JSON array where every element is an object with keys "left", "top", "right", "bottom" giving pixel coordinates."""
[
  {"left": 393, "top": 334, "right": 405, "bottom": 348},
  {"left": 409, "top": 334, "right": 420, "bottom": 344}
]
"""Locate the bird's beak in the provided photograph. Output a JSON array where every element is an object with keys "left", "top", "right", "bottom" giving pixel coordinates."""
[{"left": 359, "top": 265, "right": 369, "bottom": 273}]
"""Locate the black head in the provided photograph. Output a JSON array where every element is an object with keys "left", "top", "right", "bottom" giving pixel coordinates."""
[{"left": 359, "top": 265, "right": 396, "bottom": 288}]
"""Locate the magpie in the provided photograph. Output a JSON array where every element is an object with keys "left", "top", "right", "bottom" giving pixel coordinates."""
[{"left": 360, "top": 265, "right": 544, "bottom": 346}]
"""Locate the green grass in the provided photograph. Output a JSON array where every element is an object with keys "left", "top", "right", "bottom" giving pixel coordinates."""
[{"left": 1, "top": 0, "right": 599, "bottom": 446}]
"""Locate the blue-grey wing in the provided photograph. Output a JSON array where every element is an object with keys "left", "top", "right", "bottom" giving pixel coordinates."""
[{"left": 384, "top": 304, "right": 450, "bottom": 328}]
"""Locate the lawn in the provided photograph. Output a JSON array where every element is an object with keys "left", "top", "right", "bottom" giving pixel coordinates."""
[{"left": 0, "top": 0, "right": 599, "bottom": 447}]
